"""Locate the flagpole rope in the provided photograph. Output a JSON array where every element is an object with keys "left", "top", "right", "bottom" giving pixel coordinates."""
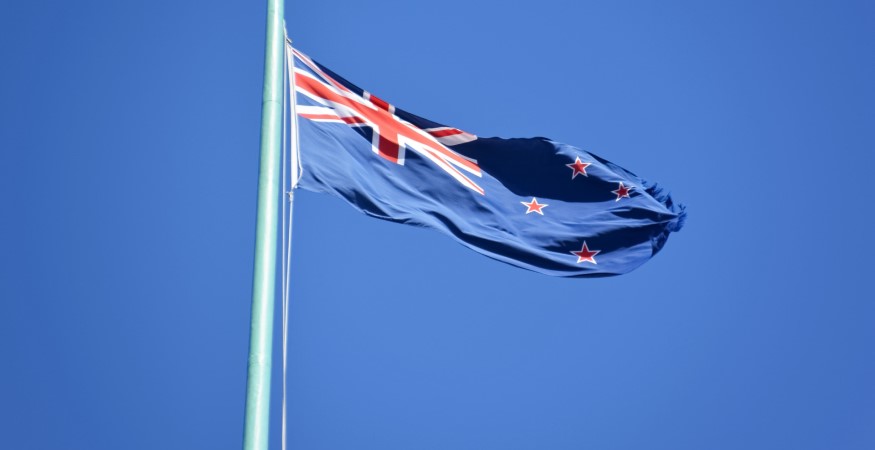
[
  {"left": 281, "top": 123, "right": 297, "bottom": 450},
  {"left": 282, "top": 157, "right": 295, "bottom": 450},
  {"left": 281, "top": 26, "right": 300, "bottom": 450},
  {"left": 280, "top": 29, "right": 289, "bottom": 450}
]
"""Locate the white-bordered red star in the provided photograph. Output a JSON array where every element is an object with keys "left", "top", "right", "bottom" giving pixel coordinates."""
[
  {"left": 612, "top": 182, "right": 632, "bottom": 201},
  {"left": 521, "top": 197, "right": 548, "bottom": 215},
  {"left": 566, "top": 157, "right": 591, "bottom": 179},
  {"left": 570, "top": 241, "right": 600, "bottom": 264}
]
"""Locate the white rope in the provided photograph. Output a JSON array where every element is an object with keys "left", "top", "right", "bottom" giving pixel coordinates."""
[
  {"left": 281, "top": 26, "right": 301, "bottom": 450},
  {"left": 280, "top": 28, "right": 289, "bottom": 450},
  {"left": 282, "top": 157, "right": 295, "bottom": 450}
]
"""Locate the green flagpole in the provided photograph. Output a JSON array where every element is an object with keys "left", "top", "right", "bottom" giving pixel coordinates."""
[{"left": 243, "top": 0, "right": 284, "bottom": 448}]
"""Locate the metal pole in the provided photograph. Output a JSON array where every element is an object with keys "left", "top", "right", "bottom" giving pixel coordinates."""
[{"left": 243, "top": 0, "right": 284, "bottom": 448}]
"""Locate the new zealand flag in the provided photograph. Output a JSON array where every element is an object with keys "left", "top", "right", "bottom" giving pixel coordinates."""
[{"left": 289, "top": 45, "right": 685, "bottom": 277}]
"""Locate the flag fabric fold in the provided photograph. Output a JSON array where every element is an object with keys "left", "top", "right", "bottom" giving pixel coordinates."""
[{"left": 290, "top": 45, "right": 685, "bottom": 277}]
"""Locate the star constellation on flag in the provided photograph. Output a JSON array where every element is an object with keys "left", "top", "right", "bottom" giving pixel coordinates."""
[{"left": 516, "top": 157, "right": 640, "bottom": 264}]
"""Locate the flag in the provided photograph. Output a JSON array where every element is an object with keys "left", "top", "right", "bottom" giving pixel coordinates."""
[{"left": 289, "top": 46, "right": 685, "bottom": 277}]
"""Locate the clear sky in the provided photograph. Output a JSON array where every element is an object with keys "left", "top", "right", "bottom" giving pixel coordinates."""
[{"left": 1, "top": 1, "right": 873, "bottom": 449}]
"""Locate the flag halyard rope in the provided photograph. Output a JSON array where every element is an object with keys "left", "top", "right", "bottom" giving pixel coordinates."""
[{"left": 281, "top": 26, "right": 301, "bottom": 450}]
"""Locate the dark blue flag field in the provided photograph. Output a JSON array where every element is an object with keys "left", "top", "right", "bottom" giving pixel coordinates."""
[{"left": 291, "top": 46, "right": 685, "bottom": 277}]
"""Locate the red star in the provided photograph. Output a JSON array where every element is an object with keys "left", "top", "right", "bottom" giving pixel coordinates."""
[
  {"left": 521, "top": 197, "right": 548, "bottom": 215},
  {"left": 570, "top": 241, "right": 600, "bottom": 264},
  {"left": 612, "top": 182, "right": 632, "bottom": 201},
  {"left": 566, "top": 157, "right": 591, "bottom": 179}
]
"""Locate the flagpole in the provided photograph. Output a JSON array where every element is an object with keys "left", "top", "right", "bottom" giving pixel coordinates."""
[{"left": 243, "top": 0, "right": 284, "bottom": 448}]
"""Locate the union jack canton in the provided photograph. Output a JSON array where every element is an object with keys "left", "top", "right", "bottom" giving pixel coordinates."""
[{"left": 289, "top": 44, "right": 685, "bottom": 277}]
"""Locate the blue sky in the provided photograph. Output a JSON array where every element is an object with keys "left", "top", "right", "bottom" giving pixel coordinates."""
[{"left": 1, "top": 1, "right": 873, "bottom": 449}]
